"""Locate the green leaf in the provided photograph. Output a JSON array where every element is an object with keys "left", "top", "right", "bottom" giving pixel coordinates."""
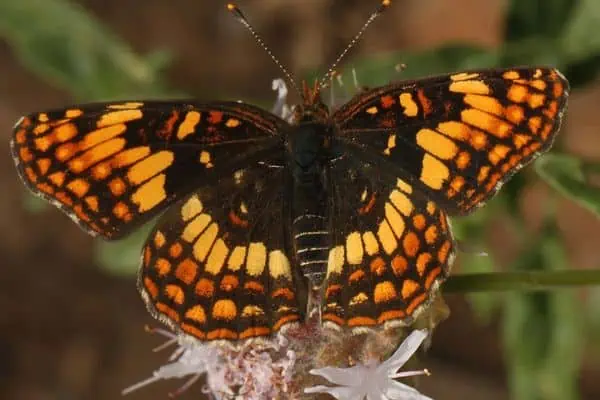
[
  {"left": 560, "top": 0, "right": 600, "bottom": 64},
  {"left": 535, "top": 153, "right": 600, "bottom": 219},
  {"left": 0, "top": 0, "right": 172, "bottom": 100},
  {"left": 94, "top": 224, "right": 154, "bottom": 277},
  {"left": 503, "top": 0, "right": 578, "bottom": 42},
  {"left": 460, "top": 254, "right": 501, "bottom": 324}
]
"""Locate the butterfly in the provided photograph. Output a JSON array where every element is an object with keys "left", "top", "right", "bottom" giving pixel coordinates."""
[{"left": 10, "top": 2, "right": 569, "bottom": 343}]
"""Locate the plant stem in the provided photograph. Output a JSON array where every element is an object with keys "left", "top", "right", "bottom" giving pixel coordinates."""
[{"left": 444, "top": 270, "right": 600, "bottom": 293}]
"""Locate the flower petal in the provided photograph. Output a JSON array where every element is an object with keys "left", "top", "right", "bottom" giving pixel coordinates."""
[
  {"left": 309, "top": 365, "right": 366, "bottom": 386},
  {"left": 384, "top": 380, "right": 434, "bottom": 400},
  {"left": 304, "top": 384, "right": 365, "bottom": 400},
  {"left": 380, "top": 329, "right": 428, "bottom": 372}
]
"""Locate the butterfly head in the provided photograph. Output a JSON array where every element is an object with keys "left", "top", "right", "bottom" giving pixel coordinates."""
[{"left": 292, "top": 80, "right": 330, "bottom": 125}]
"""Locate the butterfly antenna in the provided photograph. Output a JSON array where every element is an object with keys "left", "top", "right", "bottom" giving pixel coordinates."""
[
  {"left": 318, "top": 0, "right": 392, "bottom": 90},
  {"left": 227, "top": 3, "right": 302, "bottom": 98}
]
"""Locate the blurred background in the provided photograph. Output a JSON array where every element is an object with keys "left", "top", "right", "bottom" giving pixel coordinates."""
[{"left": 1, "top": 0, "right": 600, "bottom": 399}]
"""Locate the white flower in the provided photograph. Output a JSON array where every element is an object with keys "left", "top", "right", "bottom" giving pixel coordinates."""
[{"left": 304, "top": 329, "right": 432, "bottom": 400}]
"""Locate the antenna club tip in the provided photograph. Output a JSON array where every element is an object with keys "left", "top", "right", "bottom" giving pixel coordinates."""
[
  {"left": 382, "top": 0, "right": 392, "bottom": 7},
  {"left": 226, "top": 3, "right": 237, "bottom": 11}
]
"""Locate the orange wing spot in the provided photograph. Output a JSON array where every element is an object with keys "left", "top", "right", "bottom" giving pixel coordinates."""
[
  {"left": 540, "top": 124, "right": 553, "bottom": 140},
  {"left": 79, "top": 124, "right": 127, "bottom": 152},
  {"left": 325, "top": 284, "right": 342, "bottom": 298},
  {"left": 36, "top": 182, "right": 54, "bottom": 194},
  {"left": 91, "top": 162, "right": 111, "bottom": 181},
  {"left": 450, "top": 176, "right": 466, "bottom": 192},
  {"left": 272, "top": 287, "right": 295, "bottom": 300},
  {"left": 143, "top": 277, "right": 159, "bottom": 299},
  {"left": 416, "top": 252, "right": 432, "bottom": 276},
  {"left": 84, "top": 196, "right": 99, "bottom": 212},
  {"left": 543, "top": 101, "right": 558, "bottom": 119},
  {"left": 220, "top": 275, "right": 239, "bottom": 292},
  {"left": 244, "top": 281, "right": 265, "bottom": 293},
  {"left": 112, "top": 146, "right": 151, "bottom": 168},
  {"left": 323, "top": 313, "right": 345, "bottom": 326},
  {"left": 467, "top": 128, "right": 487, "bottom": 151},
  {"left": 416, "top": 128, "right": 458, "bottom": 160},
  {"left": 97, "top": 110, "right": 142, "bottom": 128},
  {"left": 208, "top": 111, "right": 224, "bottom": 125},
  {"left": 33, "top": 123, "right": 50, "bottom": 135},
  {"left": 131, "top": 173, "right": 167, "bottom": 212},
  {"left": 225, "top": 118, "right": 241, "bottom": 128},
  {"left": 412, "top": 214, "right": 426, "bottom": 230},
  {"left": 240, "top": 327, "right": 271, "bottom": 339},
  {"left": 367, "top": 258, "right": 385, "bottom": 277},
  {"left": 175, "top": 258, "right": 198, "bottom": 284},
  {"left": 195, "top": 278, "right": 215, "bottom": 297},
  {"left": 399, "top": 93, "right": 418, "bottom": 117},
  {"left": 426, "top": 201, "right": 436, "bottom": 215},
  {"left": 347, "top": 316, "right": 377, "bottom": 327},
  {"left": 113, "top": 201, "right": 132, "bottom": 221},
  {"left": 477, "top": 165, "right": 491, "bottom": 183},
  {"left": 380, "top": 95, "right": 395, "bottom": 109},
  {"left": 438, "top": 240, "right": 451, "bottom": 263},
  {"left": 462, "top": 108, "right": 512, "bottom": 139},
  {"left": 228, "top": 210, "right": 249, "bottom": 227},
  {"left": 212, "top": 299, "right": 237, "bottom": 321},
  {"left": 358, "top": 192, "right": 377, "bottom": 215},
  {"left": 402, "top": 232, "right": 420, "bottom": 258},
  {"left": 507, "top": 84, "right": 529, "bottom": 103},
  {"left": 464, "top": 94, "right": 503, "bottom": 116},
  {"left": 416, "top": 89, "right": 433, "bottom": 117},
  {"left": 185, "top": 305, "right": 207, "bottom": 324},
  {"left": 156, "top": 303, "right": 180, "bottom": 322},
  {"left": 488, "top": 144, "right": 511, "bottom": 165},
  {"left": 107, "top": 102, "right": 144, "bottom": 110},
  {"left": 127, "top": 151, "right": 174, "bottom": 185},
  {"left": 14, "top": 129, "right": 26, "bottom": 144},
  {"left": 273, "top": 314, "right": 301, "bottom": 331},
  {"left": 513, "top": 134, "right": 531, "bottom": 149},
  {"left": 485, "top": 173, "right": 501, "bottom": 192},
  {"left": 455, "top": 151, "right": 471, "bottom": 170},
  {"left": 54, "top": 191, "right": 73, "bottom": 206},
  {"left": 169, "top": 242, "right": 183, "bottom": 259},
  {"left": 36, "top": 158, "right": 51, "bottom": 175},
  {"left": 349, "top": 269, "right": 366, "bottom": 282},
  {"left": 181, "top": 324, "right": 206, "bottom": 340},
  {"left": 502, "top": 70, "right": 520, "bottom": 80},
  {"left": 65, "top": 109, "right": 83, "bottom": 118},
  {"left": 530, "top": 79, "right": 547, "bottom": 91},
  {"left": 157, "top": 110, "right": 180, "bottom": 139},
  {"left": 378, "top": 309, "right": 406, "bottom": 323},
  {"left": 177, "top": 111, "right": 201, "bottom": 140},
  {"left": 505, "top": 104, "right": 525, "bottom": 124},
  {"left": 406, "top": 293, "right": 428, "bottom": 315},
  {"left": 68, "top": 138, "right": 126, "bottom": 173},
  {"left": 207, "top": 329, "right": 237, "bottom": 341},
  {"left": 422, "top": 225, "right": 437, "bottom": 246},
  {"left": 420, "top": 154, "right": 450, "bottom": 190},
  {"left": 66, "top": 178, "right": 90, "bottom": 198},
  {"left": 154, "top": 257, "right": 172, "bottom": 276},
  {"left": 366, "top": 106, "right": 378, "bottom": 115},
  {"left": 425, "top": 266, "right": 442, "bottom": 289},
  {"left": 165, "top": 284, "right": 185, "bottom": 305},
  {"left": 528, "top": 93, "right": 545, "bottom": 109},
  {"left": 449, "top": 80, "right": 490, "bottom": 95},
  {"left": 108, "top": 177, "right": 127, "bottom": 196},
  {"left": 450, "top": 72, "right": 479, "bottom": 81},
  {"left": 54, "top": 123, "right": 78, "bottom": 142},
  {"left": 553, "top": 82, "right": 564, "bottom": 98},
  {"left": 143, "top": 246, "right": 152, "bottom": 267},
  {"left": 55, "top": 143, "right": 77, "bottom": 162},
  {"left": 392, "top": 255, "right": 408, "bottom": 276},
  {"left": 374, "top": 281, "right": 397, "bottom": 304},
  {"left": 401, "top": 279, "right": 419, "bottom": 299},
  {"left": 48, "top": 171, "right": 67, "bottom": 187},
  {"left": 19, "top": 147, "right": 33, "bottom": 162},
  {"left": 529, "top": 141, "right": 542, "bottom": 153}
]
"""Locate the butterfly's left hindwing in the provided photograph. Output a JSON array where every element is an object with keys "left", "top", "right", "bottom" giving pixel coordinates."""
[
  {"left": 11, "top": 101, "right": 286, "bottom": 239},
  {"left": 140, "top": 163, "right": 308, "bottom": 341}
]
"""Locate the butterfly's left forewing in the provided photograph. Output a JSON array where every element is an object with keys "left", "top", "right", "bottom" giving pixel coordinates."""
[{"left": 11, "top": 101, "right": 286, "bottom": 239}]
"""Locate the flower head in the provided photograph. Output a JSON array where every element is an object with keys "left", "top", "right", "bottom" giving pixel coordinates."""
[{"left": 304, "top": 329, "right": 432, "bottom": 400}]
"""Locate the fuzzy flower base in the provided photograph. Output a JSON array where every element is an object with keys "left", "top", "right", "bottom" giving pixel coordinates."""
[{"left": 123, "top": 312, "right": 440, "bottom": 400}]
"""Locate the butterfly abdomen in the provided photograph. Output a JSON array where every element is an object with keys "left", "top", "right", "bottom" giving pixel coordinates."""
[{"left": 292, "top": 211, "right": 329, "bottom": 285}]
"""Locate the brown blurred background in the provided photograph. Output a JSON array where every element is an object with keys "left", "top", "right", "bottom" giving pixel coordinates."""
[{"left": 1, "top": 0, "right": 599, "bottom": 399}]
